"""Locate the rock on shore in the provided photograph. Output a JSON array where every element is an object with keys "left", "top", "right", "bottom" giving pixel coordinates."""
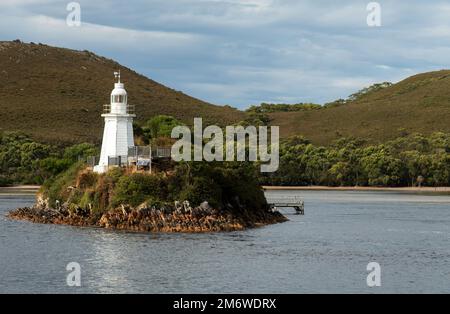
[{"left": 8, "top": 200, "right": 287, "bottom": 233}]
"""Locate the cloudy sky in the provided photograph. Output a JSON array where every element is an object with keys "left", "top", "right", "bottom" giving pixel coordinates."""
[{"left": 1, "top": 0, "right": 450, "bottom": 108}]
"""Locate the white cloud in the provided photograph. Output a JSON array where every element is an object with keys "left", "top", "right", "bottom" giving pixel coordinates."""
[{"left": 1, "top": 0, "right": 450, "bottom": 108}]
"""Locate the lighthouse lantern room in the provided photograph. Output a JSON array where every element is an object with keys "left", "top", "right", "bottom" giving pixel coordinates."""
[{"left": 94, "top": 71, "right": 135, "bottom": 173}]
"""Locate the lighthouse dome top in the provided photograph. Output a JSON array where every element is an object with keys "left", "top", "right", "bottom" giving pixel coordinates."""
[
  {"left": 111, "top": 71, "right": 127, "bottom": 103},
  {"left": 111, "top": 83, "right": 127, "bottom": 96}
]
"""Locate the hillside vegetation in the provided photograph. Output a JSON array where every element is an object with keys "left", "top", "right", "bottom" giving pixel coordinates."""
[
  {"left": 3, "top": 127, "right": 448, "bottom": 187},
  {"left": 268, "top": 71, "right": 450, "bottom": 145},
  {"left": 1, "top": 41, "right": 450, "bottom": 147},
  {"left": 0, "top": 40, "right": 244, "bottom": 144},
  {"left": 262, "top": 132, "right": 450, "bottom": 187}
]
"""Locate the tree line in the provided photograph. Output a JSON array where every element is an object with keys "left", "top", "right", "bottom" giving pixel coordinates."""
[
  {"left": 0, "top": 132, "right": 98, "bottom": 186},
  {"left": 260, "top": 133, "right": 450, "bottom": 187},
  {"left": 1, "top": 125, "right": 449, "bottom": 188},
  {"left": 246, "top": 82, "right": 394, "bottom": 113}
]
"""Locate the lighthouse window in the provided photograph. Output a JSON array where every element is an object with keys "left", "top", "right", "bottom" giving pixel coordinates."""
[{"left": 113, "top": 95, "right": 125, "bottom": 103}]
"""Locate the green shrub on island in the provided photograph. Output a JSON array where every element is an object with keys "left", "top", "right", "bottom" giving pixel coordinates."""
[
  {"left": 112, "top": 172, "right": 168, "bottom": 207},
  {"left": 40, "top": 160, "right": 268, "bottom": 215},
  {"left": 42, "top": 161, "right": 87, "bottom": 205}
]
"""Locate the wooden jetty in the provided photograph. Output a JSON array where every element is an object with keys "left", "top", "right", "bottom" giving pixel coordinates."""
[{"left": 266, "top": 196, "right": 305, "bottom": 215}]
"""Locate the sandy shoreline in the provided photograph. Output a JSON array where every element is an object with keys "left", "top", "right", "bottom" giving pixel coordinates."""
[
  {"left": 1, "top": 185, "right": 450, "bottom": 193},
  {"left": 0, "top": 185, "right": 41, "bottom": 195},
  {"left": 0, "top": 185, "right": 41, "bottom": 189},
  {"left": 263, "top": 186, "right": 450, "bottom": 193}
]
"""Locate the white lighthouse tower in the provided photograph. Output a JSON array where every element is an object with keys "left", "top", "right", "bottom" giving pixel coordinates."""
[{"left": 94, "top": 71, "right": 135, "bottom": 173}]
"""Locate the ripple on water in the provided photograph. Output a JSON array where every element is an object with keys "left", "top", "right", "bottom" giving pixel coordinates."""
[{"left": 1, "top": 191, "right": 450, "bottom": 293}]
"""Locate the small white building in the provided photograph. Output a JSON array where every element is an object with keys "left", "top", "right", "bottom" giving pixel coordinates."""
[{"left": 94, "top": 72, "right": 135, "bottom": 173}]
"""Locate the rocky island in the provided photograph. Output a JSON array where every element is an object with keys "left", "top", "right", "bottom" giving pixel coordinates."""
[{"left": 8, "top": 162, "right": 287, "bottom": 233}]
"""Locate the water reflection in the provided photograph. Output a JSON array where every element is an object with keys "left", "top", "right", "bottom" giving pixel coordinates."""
[{"left": 0, "top": 191, "right": 449, "bottom": 293}]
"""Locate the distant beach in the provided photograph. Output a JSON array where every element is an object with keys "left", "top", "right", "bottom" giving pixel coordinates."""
[
  {"left": 0, "top": 186, "right": 40, "bottom": 195},
  {"left": 263, "top": 186, "right": 450, "bottom": 193},
  {"left": 2, "top": 185, "right": 450, "bottom": 195}
]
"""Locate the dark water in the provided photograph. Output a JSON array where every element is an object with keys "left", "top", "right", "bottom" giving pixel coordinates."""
[{"left": 0, "top": 190, "right": 449, "bottom": 293}]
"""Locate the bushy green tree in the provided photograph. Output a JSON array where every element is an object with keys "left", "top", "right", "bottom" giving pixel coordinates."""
[
  {"left": 63, "top": 143, "right": 98, "bottom": 162},
  {"left": 142, "top": 115, "right": 184, "bottom": 141},
  {"left": 0, "top": 132, "right": 100, "bottom": 185},
  {"left": 261, "top": 132, "right": 450, "bottom": 187}
]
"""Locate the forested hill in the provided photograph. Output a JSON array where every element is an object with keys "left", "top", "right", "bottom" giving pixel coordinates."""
[
  {"left": 0, "top": 40, "right": 244, "bottom": 144},
  {"left": 266, "top": 71, "right": 450, "bottom": 145},
  {"left": 1, "top": 41, "right": 450, "bottom": 146}
]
